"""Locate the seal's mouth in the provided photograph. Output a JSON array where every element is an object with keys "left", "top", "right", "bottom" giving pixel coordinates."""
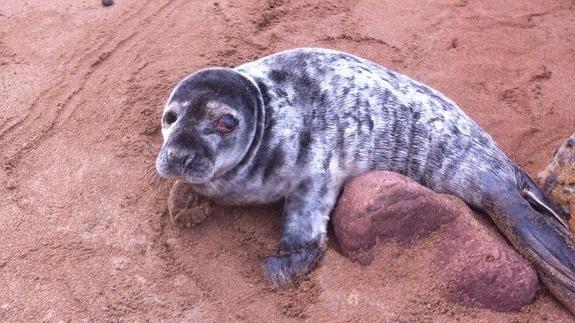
[{"left": 182, "top": 155, "right": 216, "bottom": 184}]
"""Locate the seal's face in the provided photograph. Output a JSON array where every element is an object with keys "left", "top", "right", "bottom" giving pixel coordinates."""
[{"left": 156, "top": 68, "right": 259, "bottom": 184}]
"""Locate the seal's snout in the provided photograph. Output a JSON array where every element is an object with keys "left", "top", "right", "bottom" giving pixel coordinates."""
[
  {"left": 156, "top": 145, "right": 191, "bottom": 178},
  {"left": 167, "top": 149, "right": 185, "bottom": 163},
  {"left": 166, "top": 148, "right": 194, "bottom": 171}
]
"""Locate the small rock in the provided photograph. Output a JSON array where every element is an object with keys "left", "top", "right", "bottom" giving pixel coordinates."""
[
  {"left": 173, "top": 273, "right": 189, "bottom": 287},
  {"left": 168, "top": 180, "right": 213, "bottom": 228},
  {"left": 332, "top": 171, "right": 539, "bottom": 312},
  {"left": 449, "top": 38, "right": 458, "bottom": 49},
  {"left": 538, "top": 133, "right": 575, "bottom": 224},
  {"left": 165, "top": 237, "right": 178, "bottom": 247},
  {"left": 529, "top": 65, "right": 552, "bottom": 82},
  {"left": 5, "top": 178, "right": 16, "bottom": 190},
  {"left": 111, "top": 256, "right": 129, "bottom": 270},
  {"left": 102, "top": 0, "right": 114, "bottom": 7}
]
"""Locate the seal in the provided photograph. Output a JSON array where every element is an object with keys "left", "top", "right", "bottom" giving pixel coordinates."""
[{"left": 156, "top": 48, "right": 575, "bottom": 312}]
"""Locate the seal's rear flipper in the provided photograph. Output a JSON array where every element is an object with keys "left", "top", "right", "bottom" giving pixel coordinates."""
[
  {"left": 540, "top": 270, "right": 575, "bottom": 312},
  {"left": 488, "top": 186, "right": 575, "bottom": 313},
  {"left": 515, "top": 167, "right": 570, "bottom": 227}
]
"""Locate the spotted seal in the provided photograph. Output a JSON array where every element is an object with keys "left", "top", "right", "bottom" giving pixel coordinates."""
[{"left": 156, "top": 48, "right": 575, "bottom": 312}]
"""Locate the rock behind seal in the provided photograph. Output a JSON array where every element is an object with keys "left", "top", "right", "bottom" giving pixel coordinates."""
[
  {"left": 538, "top": 132, "right": 575, "bottom": 227},
  {"left": 332, "top": 171, "right": 539, "bottom": 312}
]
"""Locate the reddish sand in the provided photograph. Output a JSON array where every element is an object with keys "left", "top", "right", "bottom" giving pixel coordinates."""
[{"left": 1, "top": 0, "right": 574, "bottom": 321}]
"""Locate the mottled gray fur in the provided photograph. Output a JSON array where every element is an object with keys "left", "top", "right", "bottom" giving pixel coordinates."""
[{"left": 156, "top": 48, "right": 574, "bottom": 306}]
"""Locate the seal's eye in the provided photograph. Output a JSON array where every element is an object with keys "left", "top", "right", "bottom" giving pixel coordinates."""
[
  {"left": 163, "top": 111, "right": 177, "bottom": 126},
  {"left": 215, "top": 114, "right": 237, "bottom": 133}
]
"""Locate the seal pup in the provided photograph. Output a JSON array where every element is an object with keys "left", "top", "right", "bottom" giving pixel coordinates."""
[{"left": 156, "top": 48, "right": 575, "bottom": 312}]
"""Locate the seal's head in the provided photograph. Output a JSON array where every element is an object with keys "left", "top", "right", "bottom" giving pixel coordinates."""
[{"left": 156, "top": 68, "right": 261, "bottom": 184}]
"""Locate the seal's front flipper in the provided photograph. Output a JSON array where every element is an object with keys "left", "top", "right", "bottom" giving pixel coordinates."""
[
  {"left": 488, "top": 186, "right": 575, "bottom": 313},
  {"left": 264, "top": 237, "right": 325, "bottom": 286},
  {"left": 515, "top": 167, "right": 570, "bottom": 227},
  {"left": 263, "top": 179, "right": 336, "bottom": 286}
]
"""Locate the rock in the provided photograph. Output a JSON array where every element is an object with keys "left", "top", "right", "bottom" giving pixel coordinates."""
[
  {"left": 102, "top": 0, "right": 114, "bottom": 7},
  {"left": 168, "top": 180, "right": 213, "bottom": 228},
  {"left": 332, "top": 171, "right": 539, "bottom": 312},
  {"left": 5, "top": 178, "right": 16, "bottom": 190},
  {"left": 332, "top": 172, "right": 458, "bottom": 265},
  {"left": 439, "top": 219, "right": 540, "bottom": 312},
  {"left": 538, "top": 132, "right": 575, "bottom": 226}
]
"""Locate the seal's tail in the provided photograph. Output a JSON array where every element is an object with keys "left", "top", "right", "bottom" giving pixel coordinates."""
[{"left": 486, "top": 170, "right": 575, "bottom": 312}]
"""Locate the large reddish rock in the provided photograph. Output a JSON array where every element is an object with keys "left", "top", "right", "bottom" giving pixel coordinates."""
[{"left": 332, "top": 171, "right": 540, "bottom": 312}]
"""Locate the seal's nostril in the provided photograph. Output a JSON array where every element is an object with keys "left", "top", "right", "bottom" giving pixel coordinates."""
[{"left": 167, "top": 150, "right": 175, "bottom": 161}]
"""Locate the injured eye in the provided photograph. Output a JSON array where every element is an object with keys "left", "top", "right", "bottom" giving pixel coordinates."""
[{"left": 215, "top": 114, "right": 237, "bottom": 133}]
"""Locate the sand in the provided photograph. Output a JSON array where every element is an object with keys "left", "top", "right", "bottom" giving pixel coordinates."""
[{"left": 1, "top": 0, "right": 574, "bottom": 321}]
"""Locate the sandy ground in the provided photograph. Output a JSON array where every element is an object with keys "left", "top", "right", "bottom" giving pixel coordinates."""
[{"left": 1, "top": 0, "right": 575, "bottom": 321}]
